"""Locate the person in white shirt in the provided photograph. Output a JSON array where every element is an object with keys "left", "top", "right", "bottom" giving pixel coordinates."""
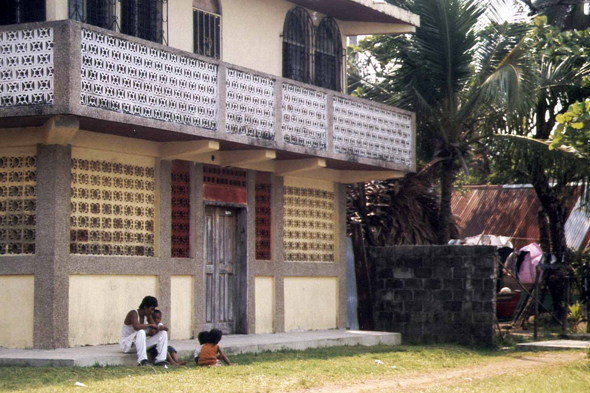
[{"left": 119, "top": 296, "right": 168, "bottom": 366}]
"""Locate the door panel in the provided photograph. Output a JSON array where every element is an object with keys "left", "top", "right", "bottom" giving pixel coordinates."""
[{"left": 204, "top": 206, "right": 237, "bottom": 333}]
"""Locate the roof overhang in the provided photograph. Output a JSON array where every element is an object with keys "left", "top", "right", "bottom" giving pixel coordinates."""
[{"left": 288, "top": 0, "right": 420, "bottom": 27}]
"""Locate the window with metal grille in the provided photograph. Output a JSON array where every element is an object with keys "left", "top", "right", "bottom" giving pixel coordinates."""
[
  {"left": 193, "top": 9, "right": 221, "bottom": 60},
  {"left": 315, "top": 18, "right": 342, "bottom": 92},
  {"left": 120, "top": 0, "right": 167, "bottom": 44},
  {"left": 69, "top": 0, "right": 116, "bottom": 30},
  {"left": 282, "top": 7, "right": 313, "bottom": 85},
  {"left": 0, "top": 0, "right": 46, "bottom": 26}
]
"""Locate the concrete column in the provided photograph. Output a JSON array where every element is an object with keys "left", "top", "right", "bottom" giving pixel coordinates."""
[
  {"left": 192, "top": 163, "right": 205, "bottom": 334},
  {"left": 326, "top": 92, "right": 335, "bottom": 155},
  {"left": 272, "top": 174, "right": 285, "bottom": 332},
  {"left": 52, "top": 20, "right": 80, "bottom": 115},
  {"left": 336, "top": 183, "right": 347, "bottom": 329},
  {"left": 274, "top": 79, "right": 284, "bottom": 145},
  {"left": 246, "top": 170, "right": 256, "bottom": 334},
  {"left": 157, "top": 159, "right": 172, "bottom": 322},
  {"left": 34, "top": 144, "right": 71, "bottom": 349}
]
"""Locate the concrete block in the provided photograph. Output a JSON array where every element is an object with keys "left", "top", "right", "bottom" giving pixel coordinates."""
[
  {"left": 414, "top": 268, "right": 433, "bottom": 279},
  {"left": 424, "top": 278, "right": 442, "bottom": 290},
  {"left": 452, "top": 268, "right": 469, "bottom": 279},
  {"left": 442, "top": 301, "right": 462, "bottom": 312}
]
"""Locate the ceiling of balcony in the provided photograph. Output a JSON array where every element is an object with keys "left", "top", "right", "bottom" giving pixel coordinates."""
[{"left": 288, "top": 0, "right": 419, "bottom": 26}]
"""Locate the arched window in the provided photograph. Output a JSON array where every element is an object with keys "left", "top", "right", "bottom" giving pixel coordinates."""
[
  {"left": 121, "top": 0, "right": 165, "bottom": 44},
  {"left": 282, "top": 7, "right": 313, "bottom": 84},
  {"left": 193, "top": 0, "right": 221, "bottom": 59},
  {"left": 0, "top": 0, "right": 46, "bottom": 26},
  {"left": 315, "top": 18, "right": 342, "bottom": 91}
]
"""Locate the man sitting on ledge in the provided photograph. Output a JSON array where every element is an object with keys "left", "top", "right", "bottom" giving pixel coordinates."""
[{"left": 120, "top": 295, "right": 169, "bottom": 366}]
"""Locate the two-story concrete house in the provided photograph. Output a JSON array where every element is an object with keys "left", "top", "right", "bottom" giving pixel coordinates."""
[{"left": 0, "top": 0, "right": 419, "bottom": 349}]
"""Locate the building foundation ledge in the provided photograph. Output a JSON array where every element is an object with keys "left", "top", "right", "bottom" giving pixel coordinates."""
[{"left": 0, "top": 330, "right": 401, "bottom": 367}]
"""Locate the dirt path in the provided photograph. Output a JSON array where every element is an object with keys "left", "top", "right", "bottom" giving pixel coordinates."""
[{"left": 299, "top": 352, "right": 585, "bottom": 393}]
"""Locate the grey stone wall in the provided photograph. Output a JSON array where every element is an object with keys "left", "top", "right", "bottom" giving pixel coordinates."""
[{"left": 368, "top": 245, "right": 497, "bottom": 346}]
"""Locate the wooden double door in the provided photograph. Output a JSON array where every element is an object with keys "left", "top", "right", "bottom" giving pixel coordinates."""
[{"left": 204, "top": 206, "right": 241, "bottom": 334}]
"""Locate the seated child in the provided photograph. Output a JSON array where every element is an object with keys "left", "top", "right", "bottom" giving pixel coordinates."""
[
  {"left": 194, "top": 330, "right": 209, "bottom": 366},
  {"left": 196, "top": 328, "right": 231, "bottom": 366},
  {"left": 147, "top": 310, "right": 187, "bottom": 366}
]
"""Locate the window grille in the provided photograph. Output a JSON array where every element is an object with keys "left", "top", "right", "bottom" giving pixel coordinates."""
[
  {"left": 194, "top": 9, "right": 221, "bottom": 59},
  {"left": 315, "top": 18, "right": 342, "bottom": 92},
  {"left": 282, "top": 7, "right": 313, "bottom": 85},
  {"left": 69, "top": 0, "right": 116, "bottom": 30},
  {"left": 0, "top": 0, "right": 46, "bottom": 26},
  {"left": 120, "top": 0, "right": 168, "bottom": 44}
]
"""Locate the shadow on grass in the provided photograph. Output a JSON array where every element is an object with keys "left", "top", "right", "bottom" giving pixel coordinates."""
[{"left": 0, "top": 344, "right": 514, "bottom": 391}]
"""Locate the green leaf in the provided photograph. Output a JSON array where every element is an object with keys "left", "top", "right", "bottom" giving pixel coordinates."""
[{"left": 572, "top": 122, "right": 585, "bottom": 129}]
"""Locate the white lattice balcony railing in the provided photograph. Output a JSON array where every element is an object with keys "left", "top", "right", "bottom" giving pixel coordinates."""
[{"left": 0, "top": 20, "right": 415, "bottom": 173}]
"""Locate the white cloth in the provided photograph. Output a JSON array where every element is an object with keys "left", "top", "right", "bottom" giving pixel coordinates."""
[
  {"left": 194, "top": 344, "right": 202, "bottom": 358},
  {"left": 119, "top": 310, "right": 169, "bottom": 364}
]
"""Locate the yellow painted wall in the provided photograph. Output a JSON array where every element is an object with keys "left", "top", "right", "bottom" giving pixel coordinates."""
[
  {"left": 68, "top": 275, "right": 158, "bottom": 347},
  {"left": 44, "top": 0, "right": 351, "bottom": 81},
  {"left": 0, "top": 275, "right": 34, "bottom": 348},
  {"left": 284, "top": 277, "right": 338, "bottom": 331},
  {"left": 254, "top": 276, "right": 275, "bottom": 334},
  {"left": 171, "top": 275, "right": 194, "bottom": 339},
  {"left": 167, "top": 0, "right": 195, "bottom": 53}
]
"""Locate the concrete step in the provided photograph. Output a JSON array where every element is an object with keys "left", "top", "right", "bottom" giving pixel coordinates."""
[
  {"left": 516, "top": 340, "right": 590, "bottom": 351},
  {"left": 0, "top": 330, "right": 401, "bottom": 367}
]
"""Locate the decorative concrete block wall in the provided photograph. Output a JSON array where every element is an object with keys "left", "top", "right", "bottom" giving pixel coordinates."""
[{"left": 368, "top": 245, "right": 497, "bottom": 346}]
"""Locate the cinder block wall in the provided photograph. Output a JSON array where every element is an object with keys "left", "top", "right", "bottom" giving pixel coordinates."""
[{"left": 367, "top": 245, "right": 497, "bottom": 346}]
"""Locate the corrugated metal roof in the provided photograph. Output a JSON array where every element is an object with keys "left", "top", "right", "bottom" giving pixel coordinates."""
[
  {"left": 452, "top": 185, "right": 589, "bottom": 251},
  {"left": 565, "top": 198, "right": 590, "bottom": 250}
]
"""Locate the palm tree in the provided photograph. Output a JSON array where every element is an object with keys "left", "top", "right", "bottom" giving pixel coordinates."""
[{"left": 351, "top": 0, "right": 530, "bottom": 244}]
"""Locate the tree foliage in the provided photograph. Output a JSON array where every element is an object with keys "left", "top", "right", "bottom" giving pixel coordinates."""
[
  {"left": 349, "top": 0, "right": 530, "bottom": 244},
  {"left": 553, "top": 100, "right": 590, "bottom": 156}
]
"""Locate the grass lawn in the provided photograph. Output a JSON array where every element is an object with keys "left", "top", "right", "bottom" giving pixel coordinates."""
[
  {"left": 426, "top": 360, "right": 590, "bottom": 393},
  {"left": 0, "top": 345, "right": 587, "bottom": 392}
]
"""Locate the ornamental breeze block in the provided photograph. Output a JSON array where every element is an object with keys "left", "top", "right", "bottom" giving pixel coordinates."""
[
  {"left": 80, "top": 29, "right": 218, "bottom": 130},
  {"left": 0, "top": 28, "right": 54, "bottom": 107}
]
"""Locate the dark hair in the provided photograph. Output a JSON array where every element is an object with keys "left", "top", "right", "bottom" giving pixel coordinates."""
[
  {"left": 197, "top": 330, "right": 210, "bottom": 345},
  {"left": 209, "top": 328, "right": 223, "bottom": 345},
  {"left": 139, "top": 296, "right": 158, "bottom": 309},
  {"left": 153, "top": 309, "right": 162, "bottom": 316}
]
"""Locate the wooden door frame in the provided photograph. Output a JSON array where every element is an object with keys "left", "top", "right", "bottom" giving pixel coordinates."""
[{"left": 202, "top": 202, "right": 248, "bottom": 334}]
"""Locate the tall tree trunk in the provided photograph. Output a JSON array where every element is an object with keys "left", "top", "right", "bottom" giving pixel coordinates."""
[
  {"left": 537, "top": 207, "right": 551, "bottom": 253},
  {"left": 437, "top": 160, "right": 456, "bottom": 244},
  {"left": 531, "top": 168, "right": 568, "bottom": 324}
]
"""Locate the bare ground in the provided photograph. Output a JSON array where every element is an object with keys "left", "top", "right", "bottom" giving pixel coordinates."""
[{"left": 298, "top": 352, "right": 586, "bottom": 393}]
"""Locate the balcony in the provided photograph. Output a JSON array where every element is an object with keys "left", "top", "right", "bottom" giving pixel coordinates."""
[{"left": 0, "top": 20, "right": 416, "bottom": 179}]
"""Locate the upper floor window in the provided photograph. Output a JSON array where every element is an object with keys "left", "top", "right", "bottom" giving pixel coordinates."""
[
  {"left": 0, "top": 0, "right": 46, "bottom": 26},
  {"left": 282, "top": 7, "right": 313, "bottom": 85},
  {"left": 282, "top": 8, "right": 343, "bottom": 92},
  {"left": 120, "top": 0, "right": 167, "bottom": 44},
  {"left": 315, "top": 18, "right": 342, "bottom": 91},
  {"left": 193, "top": 0, "right": 221, "bottom": 60},
  {"left": 69, "top": 0, "right": 116, "bottom": 30}
]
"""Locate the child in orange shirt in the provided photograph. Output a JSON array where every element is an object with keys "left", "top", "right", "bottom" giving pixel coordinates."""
[{"left": 196, "top": 329, "right": 231, "bottom": 366}]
